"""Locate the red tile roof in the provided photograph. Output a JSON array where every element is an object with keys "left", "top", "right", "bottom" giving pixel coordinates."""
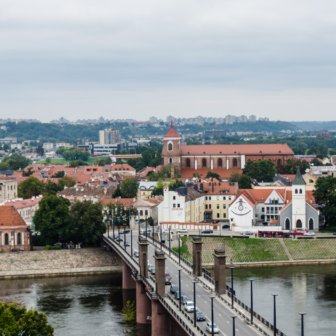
[
  {"left": 199, "top": 181, "right": 238, "bottom": 195},
  {"left": 181, "top": 143, "right": 293, "bottom": 156},
  {"left": 0, "top": 206, "right": 28, "bottom": 227},
  {"left": 164, "top": 123, "right": 181, "bottom": 138},
  {"left": 111, "top": 164, "right": 136, "bottom": 171},
  {"left": 101, "top": 198, "right": 136, "bottom": 207}
]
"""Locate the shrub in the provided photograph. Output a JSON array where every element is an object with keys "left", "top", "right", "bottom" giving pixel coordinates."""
[{"left": 44, "top": 245, "right": 51, "bottom": 250}]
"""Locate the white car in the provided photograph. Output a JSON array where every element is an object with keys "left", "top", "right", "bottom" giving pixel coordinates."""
[
  {"left": 177, "top": 229, "right": 188, "bottom": 234},
  {"left": 303, "top": 232, "right": 315, "bottom": 236},
  {"left": 206, "top": 322, "right": 219, "bottom": 334},
  {"left": 184, "top": 301, "right": 195, "bottom": 313}
]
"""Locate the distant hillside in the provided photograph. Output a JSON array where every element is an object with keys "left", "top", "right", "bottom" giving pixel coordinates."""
[{"left": 290, "top": 121, "right": 336, "bottom": 131}]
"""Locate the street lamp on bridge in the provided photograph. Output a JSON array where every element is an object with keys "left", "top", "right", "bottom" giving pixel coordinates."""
[
  {"left": 271, "top": 294, "right": 278, "bottom": 336},
  {"left": 209, "top": 295, "right": 215, "bottom": 336},
  {"left": 230, "top": 315, "right": 237, "bottom": 336}
]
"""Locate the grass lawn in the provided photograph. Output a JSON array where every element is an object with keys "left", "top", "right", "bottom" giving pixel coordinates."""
[{"left": 35, "top": 157, "right": 108, "bottom": 165}]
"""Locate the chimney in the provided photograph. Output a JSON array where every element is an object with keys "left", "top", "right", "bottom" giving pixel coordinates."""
[{"left": 170, "top": 165, "right": 174, "bottom": 179}]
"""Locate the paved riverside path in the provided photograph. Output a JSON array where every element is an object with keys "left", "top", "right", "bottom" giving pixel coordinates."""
[{"left": 107, "top": 232, "right": 264, "bottom": 336}]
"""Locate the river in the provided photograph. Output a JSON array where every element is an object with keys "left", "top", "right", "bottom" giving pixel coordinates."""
[
  {"left": 0, "top": 274, "right": 151, "bottom": 336},
  {"left": 1, "top": 266, "right": 335, "bottom": 335}
]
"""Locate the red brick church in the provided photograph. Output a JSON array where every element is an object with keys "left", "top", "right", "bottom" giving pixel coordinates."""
[{"left": 162, "top": 122, "right": 294, "bottom": 178}]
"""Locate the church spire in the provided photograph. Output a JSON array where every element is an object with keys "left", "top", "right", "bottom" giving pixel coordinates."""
[{"left": 292, "top": 166, "right": 306, "bottom": 185}]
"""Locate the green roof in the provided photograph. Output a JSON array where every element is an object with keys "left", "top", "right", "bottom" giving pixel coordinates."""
[{"left": 292, "top": 167, "right": 306, "bottom": 185}]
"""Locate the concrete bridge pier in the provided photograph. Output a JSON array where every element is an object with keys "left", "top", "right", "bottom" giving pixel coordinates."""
[
  {"left": 122, "top": 263, "right": 136, "bottom": 290},
  {"left": 213, "top": 249, "right": 227, "bottom": 294},
  {"left": 136, "top": 280, "right": 151, "bottom": 324},
  {"left": 154, "top": 250, "right": 166, "bottom": 296},
  {"left": 192, "top": 236, "right": 203, "bottom": 276},
  {"left": 139, "top": 237, "right": 149, "bottom": 278},
  {"left": 152, "top": 299, "right": 189, "bottom": 336}
]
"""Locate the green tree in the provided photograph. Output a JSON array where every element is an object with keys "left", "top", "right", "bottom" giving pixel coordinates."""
[
  {"left": 120, "top": 177, "right": 139, "bottom": 198},
  {"left": 51, "top": 171, "right": 65, "bottom": 178},
  {"left": 70, "top": 201, "right": 106, "bottom": 245},
  {"left": 121, "top": 301, "right": 136, "bottom": 323},
  {"left": 229, "top": 172, "right": 252, "bottom": 189},
  {"left": 313, "top": 176, "right": 336, "bottom": 227},
  {"left": 45, "top": 157, "right": 52, "bottom": 164},
  {"left": 311, "top": 158, "right": 323, "bottom": 166},
  {"left": 68, "top": 160, "right": 88, "bottom": 167},
  {"left": 36, "top": 145, "right": 44, "bottom": 156},
  {"left": 0, "top": 162, "right": 9, "bottom": 170},
  {"left": 45, "top": 181, "right": 59, "bottom": 195},
  {"left": 0, "top": 302, "right": 54, "bottom": 336},
  {"left": 2, "top": 153, "right": 31, "bottom": 170},
  {"left": 169, "top": 179, "right": 185, "bottom": 191},
  {"left": 147, "top": 166, "right": 181, "bottom": 181},
  {"left": 243, "top": 160, "right": 277, "bottom": 182},
  {"left": 18, "top": 177, "right": 46, "bottom": 199},
  {"left": 277, "top": 159, "right": 310, "bottom": 174},
  {"left": 33, "top": 195, "right": 73, "bottom": 244},
  {"left": 57, "top": 176, "right": 76, "bottom": 191},
  {"left": 22, "top": 167, "right": 34, "bottom": 177},
  {"left": 112, "top": 184, "right": 122, "bottom": 198},
  {"left": 205, "top": 171, "right": 221, "bottom": 181},
  {"left": 104, "top": 202, "right": 137, "bottom": 226}
]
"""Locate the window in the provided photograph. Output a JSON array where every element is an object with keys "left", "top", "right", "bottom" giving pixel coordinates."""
[
  {"left": 267, "top": 215, "right": 270, "bottom": 221},
  {"left": 229, "top": 197, "right": 231, "bottom": 200},
  {"left": 223, "top": 204, "right": 226, "bottom": 209},
  {"left": 5, "top": 233, "right": 8, "bottom": 245},
  {"left": 277, "top": 159, "right": 282, "bottom": 167},
  {"left": 217, "top": 213, "right": 220, "bottom": 218},
  {"left": 11, "top": 186, "right": 12, "bottom": 190},
  {"left": 296, "top": 219, "right": 302, "bottom": 228},
  {"left": 262, "top": 207, "right": 265, "bottom": 212},
  {"left": 233, "top": 158, "right": 238, "bottom": 167},
  {"left": 309, "top": 179, "right": 314, "bottom": 183},
  {"left": 209, "top": 204, "right": 211, "bottom": 209},
  {"left": 223, "top": 196, "right": 226, "bottom": 200},
  {"left": 285, "top": 218, "right": 290, "bottom": 230},
  {"left": 143, "top": 192, "right": 145, "bottom": 195},
  {"left": 299, "top": 189, "right": 302, "bottom": 194},
  {"left": 168, "top": 143, "right": 173, "bottom": 151},
  {"left": 145, "top": 210, "right": 148, "bottom": 216},
  {"left": 217, "top": 204, "right": 219, "bottom": 209},
  {"left": 186, "top": 158, "right": 191, "bottom": 168},
  {"left": 173, "top": 196, "right": 176, "bottom": 200},
  {"left": 218, "top": 158, "right": 223, "bottom": 167},
  {"left": 202, "top": 159, "right": 207, "bottom": 168},
  {"left": 209, "top": 197, "right": 212, "bottom": 200},
  {"left": 205, "top": 196, "right": 208, "bottom": 200},
  {"left": 140, "top": 210, "right": 143, "bottom": 216},
  {"left": 17, "top": 233, "right": 21, "bottom": 245},
  {"left": 295, "top": 189, "right": 298, "bottom": 194},
  {"left": 205, "top": 204, "right": 208, "bottom": 209},
  {"left": 309, "top": 218, "right": 314, "bottom": 230},
  {"left": 173, "top": 204, "right": 176, "bottom": 208},
  {"left": 177, "top": 204, "right": 180, "bottom": 208},
  {"left": 223, "top": 213, "right": 226, "bottom": 218},
  {"left": 169, "top": 157, "right": 173, "bottom": 164},
  {"left": 216, "top": 196, "right": 219, "bottom": 200}
]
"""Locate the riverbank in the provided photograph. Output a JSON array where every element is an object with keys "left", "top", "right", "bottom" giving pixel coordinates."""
[
  {"left": 183, "top": 236, "right": 336, "bottom": 264},
  {"left": 0, "top": 248, "right": 122, "bottom": 272}
]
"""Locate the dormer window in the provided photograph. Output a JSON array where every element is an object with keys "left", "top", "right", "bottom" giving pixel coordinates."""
[{"left": 168, "top": 143, "right": 173, "bottom": 151}]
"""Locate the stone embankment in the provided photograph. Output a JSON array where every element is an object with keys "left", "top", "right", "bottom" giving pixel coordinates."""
[{"left": 0, "top": 248, "right": 122, "bottom": 279}]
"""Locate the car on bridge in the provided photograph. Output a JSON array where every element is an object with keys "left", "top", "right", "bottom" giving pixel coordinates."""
[
  {"left": 196, "top": 311, "right": 206, "bottom": 321},
  {"left": 201, "top": 230, "right": 213, "bottom": 234},
  {"left": 184, "top": 301, "right": 195, "bottom": 312},
  {"left": 181, "top": 295, "right": 190, "bottom": 304},
  {"left": 165, "top": 273, "right": 172, "bottom": 285},
  {"left": 206, "top": 322, "right": 219, "bottom": 334},
  {"left": 303, "top": 231, "right": 315, "bottom": 236},
  {"left": 151, "top": 267, "right": 156, "bottom": 275},
  {"left": 115, "top": 235, "right": 123, "bottom": 241},
  {"left": 124, "top": 241, "right": 130, "bottom": 246},
  {"left": 134, "top": 250, "right": 139, "bottom": 257},
  {"left": 170, "top": 285, "right": 178, "bottom": 294},
  {"left": 175, "top": 291, "right": 185, "bottom": 299}
]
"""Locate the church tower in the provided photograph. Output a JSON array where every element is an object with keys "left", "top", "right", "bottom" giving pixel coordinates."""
[
  {"left": 162, "top": 121, "right": 182, "bottom": 169},
  {"left": 292, "top": 167, "right": 307, "bottom": 229}
]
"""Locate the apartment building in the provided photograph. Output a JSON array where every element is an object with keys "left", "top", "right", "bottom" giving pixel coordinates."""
[
  {"left": 0, "top": 177, "right": 18, "bottom": 200},
  {"left": 99, "top": 129, "right": 121, "bottom": 145}
]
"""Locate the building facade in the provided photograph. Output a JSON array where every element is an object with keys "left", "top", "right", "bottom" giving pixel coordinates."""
[
  {"left": 0, "top": 177, "right": 18, "bottom": 200},
  {"left": 162, "top": 123, "right": 294, "bottom": 175},
  {"left": 99, "top": 129, "right": 122, "bottom": 145}
]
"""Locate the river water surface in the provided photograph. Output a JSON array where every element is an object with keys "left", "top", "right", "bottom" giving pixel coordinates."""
[{"left": 1, "top": 266, "right": 336, "bottom": 335}]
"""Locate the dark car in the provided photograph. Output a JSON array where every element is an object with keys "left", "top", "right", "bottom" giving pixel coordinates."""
[
  {"left": 123, "top": 229, "right": 130, "bottom": 234},
  {"left": 165, "top": 273, "right": 172, "bottom": 285},
  {"left": 222, "top": 225, "right": 230, "bottom": 229},
  {"left": 196, "top": 311, "right": 206, "bottom": 321},
  {"left": 334, "top": 232, "right": 336, "bottom": 236},
  {"left": 116, "top": 236, "right": 123, "bottom": 241},
  {"left": 201, "top": 230, "right": 213, "bottom": 234},
  {"left": 181, "top": 295, "right": 190, "bottom": 303},
  {"left": 175, "top": 291, "right": 184, "bottom": 299},
  {"left": 12, "top": 249, "right": 24, "bottom": 252},
  {"left": 170, "top": 285, "right": 178, "bottom": 294}
]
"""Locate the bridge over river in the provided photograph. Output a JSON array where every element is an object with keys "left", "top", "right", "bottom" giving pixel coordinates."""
[{"left": 103, "top": 231, "right": 286, "bottom": 336}]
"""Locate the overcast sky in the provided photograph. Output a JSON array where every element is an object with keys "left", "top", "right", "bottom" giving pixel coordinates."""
[{"left": 2, "top": 0, "right": 336, "bottom": 122}]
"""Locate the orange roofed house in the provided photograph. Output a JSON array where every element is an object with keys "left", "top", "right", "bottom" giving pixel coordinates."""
[
  {"left": 161, "top": 122, "right": 294, "bottom": 179},
  {"left": 0, "top": 206, "right": 32, "bottom": 252}
]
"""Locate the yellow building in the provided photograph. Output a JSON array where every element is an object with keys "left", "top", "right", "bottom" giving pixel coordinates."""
[{"left": 303, "top": 173, "right": 317, "bottom": 187}]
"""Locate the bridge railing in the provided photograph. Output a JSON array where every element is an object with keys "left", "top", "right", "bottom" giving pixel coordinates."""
[{"left": 198, "top": 268, "right": 287, "bottom": 336}]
